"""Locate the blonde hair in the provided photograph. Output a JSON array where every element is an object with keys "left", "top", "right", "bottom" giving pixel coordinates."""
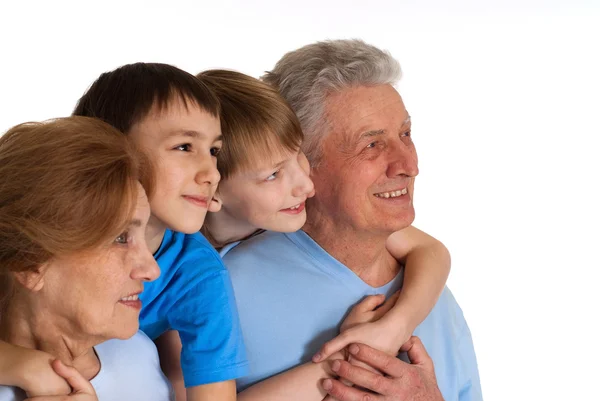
[
  {"left": 0, "top": 116, "right": 149, "bottom": 308},
  {"left": 198, "top": 69, "right": 304, "bottom": 179}
]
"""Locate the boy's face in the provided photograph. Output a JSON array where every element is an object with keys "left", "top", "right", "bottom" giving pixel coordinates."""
[
  {"left": 128, "top": 97, "right": 222, "bottom": 235},
  {"left": 217, "top": 148, "right": 314, "bottom": 233}
]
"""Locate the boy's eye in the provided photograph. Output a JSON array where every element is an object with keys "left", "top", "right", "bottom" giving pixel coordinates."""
[
  {"left": 175, "top": 144, "right": 191, "bottom": 151},
  {"left": 210, "top": 147, "right": 221, "bottom": 157},
  {"left": 265, "top": 170, "right": 280, "bottom": 181},
  {"left": 115, "top": 232, "right": 129, "bottom": 244}
]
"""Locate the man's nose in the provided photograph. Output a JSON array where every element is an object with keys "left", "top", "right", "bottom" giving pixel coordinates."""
[{"left": 387, "top": 140, "right": 419, "bottom": 178}]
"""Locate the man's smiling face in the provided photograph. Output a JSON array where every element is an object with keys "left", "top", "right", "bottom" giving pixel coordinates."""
[{"left": 309, "top": 84, "right": 419, "bottom": 235}]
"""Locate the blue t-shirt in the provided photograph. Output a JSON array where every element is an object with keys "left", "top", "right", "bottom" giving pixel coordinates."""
[
  {"left": 222, "top": 230, "right": 482, "bottom": 401},
  {"left": 139, "top": 229, "right": 248, "bottom": 387}
]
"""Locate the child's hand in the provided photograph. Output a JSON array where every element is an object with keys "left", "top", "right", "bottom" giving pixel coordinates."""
[
  {"left": 25, "top": 360, "right": 97, "bottom": 401},
  {"left": 313, "top": 292, "right": 403, "bottom": 362},
  {"left": 13, "top": 348, "right": 71, "bottom": 397}
]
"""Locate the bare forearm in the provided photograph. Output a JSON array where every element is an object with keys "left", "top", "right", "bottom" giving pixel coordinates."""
[
  {"left": 385, "top": 226, "right": 451, "bottom": 332},
  {"left": 239, "top": 357, "right": 339, "bottom": 401},
  {"left": 0, "top": 340, "right": 70, "bottom": 396},
  {"left": 0, "top": 340, "right": 24, "bottom": 387},
  {"left": 388, "top": 243, "right": 450, "bottom": 328},
  {"left": 186, "top": 380, "right": 236, "bottom": 401}
]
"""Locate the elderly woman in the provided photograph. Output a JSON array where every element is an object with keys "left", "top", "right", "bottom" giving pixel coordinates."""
[{"left": 0, "top": 117, "right": 173, "bottom": 401}]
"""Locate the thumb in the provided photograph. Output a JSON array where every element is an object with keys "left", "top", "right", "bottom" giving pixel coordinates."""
[
  {"left": 374, "top": 291, "right": 401, "bottom": 318},
  {"left": 400, "top": 336, "right": 435, "bottom": 371},
  {"left": 51, "top": 360, "right": 96, "bottom": 395}
]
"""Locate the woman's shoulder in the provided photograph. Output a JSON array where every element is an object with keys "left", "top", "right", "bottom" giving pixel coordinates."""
[
  {"left": 93, "top": 331, "right": 174, "bottom": 400},
  {"left": 95, "top": 331, "right": 158, "bottom": 363}
]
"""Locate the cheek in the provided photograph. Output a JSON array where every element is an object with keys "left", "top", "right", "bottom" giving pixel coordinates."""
[
  {"left": 247, "top": 190, "right": 281, "bottom": 219},
  {"left": 163, "top": 161, "right": 188, "bottom": 187}
]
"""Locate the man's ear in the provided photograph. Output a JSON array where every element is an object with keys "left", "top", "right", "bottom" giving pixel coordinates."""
[
  {"left": 209, "top": 192, "right": 223, "bottom": 213},
  {"left": 13, "top": 264, "right": 49, "bottom": 292}
]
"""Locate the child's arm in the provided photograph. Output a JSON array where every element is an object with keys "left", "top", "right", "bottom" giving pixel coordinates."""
[
  {"left": 155, "top": 329, "right": 342, "bottom": 401},
  {"left": 155, "top": 331, "right": 236, "bottom": 401},
  {"left": 313, "top": 225, "right": 451, "bottom": 360},
  {"left": 25, "top": 359, "right": 98, "bottom": 401},
  {"left": 0, "top": 340, "right": 70, "bottom": 397},
  {"left": 237, "top": 359, "right": 338, "bottom": 401},
  {"left": 239, "top": 295, "right": 404, "bottom": 401},
  {"left": 186, "top": 381, "right": 236, "bottom": 401}
]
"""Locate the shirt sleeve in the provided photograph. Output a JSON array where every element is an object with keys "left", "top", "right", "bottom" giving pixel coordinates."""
[
  {"left": 457, "top": 320, "right": 483, "bottom": 401},
  {"left": 168, "top": 255, "right": 249, "bottom": 387}
]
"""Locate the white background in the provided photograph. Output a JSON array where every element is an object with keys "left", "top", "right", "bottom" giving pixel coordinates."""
[{"left": 1, "top": 1, "right": 599, "bottom": 399}]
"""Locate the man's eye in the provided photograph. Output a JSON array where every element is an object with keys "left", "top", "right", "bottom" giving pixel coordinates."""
[
  {"left": 401, "top": 130, "right": 411, "bottom": 137},
  {"left": 210, "top": 147, "right": 221, "bottom": 157},
  {"left": 115, "top": 232, "right": 129, "bottom": 244},
  {"left": 175, "top": 144, "right": 191, "bottom": 151},
  {"left": 366, "top": 142, "right": 377, "bottom": 149}
]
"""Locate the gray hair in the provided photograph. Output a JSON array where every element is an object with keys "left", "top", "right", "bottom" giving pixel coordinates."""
[{"left": 262, "top": 39, "right": 402, "bottom": 166}]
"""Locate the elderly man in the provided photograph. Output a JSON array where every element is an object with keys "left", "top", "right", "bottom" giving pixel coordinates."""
[{"left": 223, "top": 39, "right": 482, "bottom": 401}]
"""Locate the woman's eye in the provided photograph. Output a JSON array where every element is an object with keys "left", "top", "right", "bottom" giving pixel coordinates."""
[
  {"left": 175, "top": 144, "right": 191, "bottom": 151},
  {"left": 115, "top": 232, "right": 129, "bottom": 244},
  {"left": 210, "top": 147, "right": 221, "bottom": 157},
  {"left": 265, "top": 170, "right": 279, "bottom": 181}
]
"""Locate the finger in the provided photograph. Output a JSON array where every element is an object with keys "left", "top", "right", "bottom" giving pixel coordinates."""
[
  {"left": 373, "top": 292, "right": 400, "bottom": 318},
  {"left": 323, "top": 378, "right": 382, "bottom": 401},
  {"left": 346, "top": 343, "right": 406, "bottom": 377},
  {"left": 51, "top": 360, "right": 96, "bottom": 395},
  {"left": 25, "top": 396, "right": 70, "bottom": 401},
  {"left": 313, "top": 330, "right": 354, "bottom": 362},
  {"left": 399, "top": 336, "right": 434, "bottom": 370},
  {"left": 330, "top": 359, "right": 392, "bottom": 395},
  {"left": 314, "top": 295, "right": 385, "bottom": 362}
]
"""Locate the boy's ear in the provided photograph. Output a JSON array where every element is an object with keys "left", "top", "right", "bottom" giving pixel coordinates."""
[
  {"left": 208, "top": 192, "right": 222, "bottom": 213},
  {"left": 13, "top": 264, "right": 49, "bottom": 292}
]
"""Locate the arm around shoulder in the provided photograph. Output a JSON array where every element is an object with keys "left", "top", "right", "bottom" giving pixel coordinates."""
[{"left": 0, "top": 340, "right": 70, "bottom": 396}]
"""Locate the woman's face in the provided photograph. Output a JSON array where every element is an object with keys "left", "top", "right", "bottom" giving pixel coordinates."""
[
  {"left": 40, "top": 183, "right": 160, "bottom": 341},
  {"left": 218, "top": 149, "right": 315, "bottom": 233}
]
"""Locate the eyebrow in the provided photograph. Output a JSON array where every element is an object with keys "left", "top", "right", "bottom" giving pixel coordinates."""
[
  {"left": 128, "top": 219, "right": 143, "bottom": 228},
  {"left": 168, "top": 130, "right": 223, "bottom": 142},
  {"left": 359, "top": 129, "right": 386, "bottom": 140},
  {"left": 356, "top": 115, "right": 412, "bottom": 142},
  {"left": 271, "top": 158, "right": 288, "bottom": 170},
  {"left": 246, "top": 152, "right": 295, "bottom": 178}
]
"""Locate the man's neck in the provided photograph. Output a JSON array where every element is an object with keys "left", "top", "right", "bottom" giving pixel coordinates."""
[
  {"left": 303, "top": 210, "right": 399, "bottom": 288},
  {"left": 1, "top": 295, "right": 101, "bottom": 380},
  {"left": 204, "top": 210, "right": 259, "bottom": 249}
]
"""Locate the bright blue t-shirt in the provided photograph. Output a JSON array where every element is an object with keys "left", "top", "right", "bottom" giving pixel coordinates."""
[
  {"left": 222, "top": 230, "right": 482, "bottom": 401},
  {"left": 139, "top": 229, "right": 248, "bottom": 387}
]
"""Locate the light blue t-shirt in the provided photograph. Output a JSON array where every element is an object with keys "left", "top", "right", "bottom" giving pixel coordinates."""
[
  {"left": 139, "top": 229, "right": 248, "bottom": 387},
  {"left": 222, "top": 230, "right": 482, "bottom": 401},
  {"left": 0, "top": 331, "right": 174, "bottom": 401}
]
